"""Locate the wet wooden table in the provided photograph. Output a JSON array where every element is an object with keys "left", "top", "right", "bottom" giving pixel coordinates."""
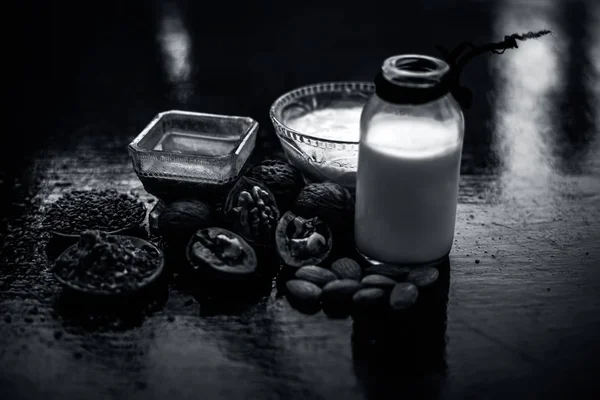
[{"left": 3, "top": 0, "right": 600, "bottom": 398}]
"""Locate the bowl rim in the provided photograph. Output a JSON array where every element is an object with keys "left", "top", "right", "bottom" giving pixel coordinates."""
[
  {"left": 128, "top": 110, "right": 259, "bottom": 161},
  {"left": 45, "top": 190, "right": 148, "bottom": 239},
  {"left": 269, "top": 81, "right": 375, "bottom": 146},
  {"left": 53, "top": 235, "right": 165, "bottom": 296},
  {"left": 50, "top": 223, "right": 144, "bottom": 240}
]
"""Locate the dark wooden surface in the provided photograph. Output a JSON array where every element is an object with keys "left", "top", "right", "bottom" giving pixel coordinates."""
[{"left": 3, "top": 0, "right": 600, "bottom": 398}]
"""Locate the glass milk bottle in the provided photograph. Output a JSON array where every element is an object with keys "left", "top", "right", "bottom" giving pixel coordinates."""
[{"left": 355, "top": 54, "right": 464, "bottom": 265}]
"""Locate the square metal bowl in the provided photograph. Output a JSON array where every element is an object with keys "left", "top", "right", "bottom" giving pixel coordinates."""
[{"left": 128, "top": 110, "right": 258, "bottom": 199}]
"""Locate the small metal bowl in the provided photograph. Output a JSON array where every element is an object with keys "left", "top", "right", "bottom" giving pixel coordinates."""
[
  {"left": 53, "top": 236, "right": 165, "bottom": 297},
  {"left": 270, "top": 81, "right": 374, "bottom": 190}
]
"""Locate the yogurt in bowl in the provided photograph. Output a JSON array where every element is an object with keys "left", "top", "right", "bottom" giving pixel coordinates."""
[
  {"left": 286, "top": 107, "right": 363, "bottom": 142},
  {"left": 269, "top": 81, "right": 374, "bottom": 191}
]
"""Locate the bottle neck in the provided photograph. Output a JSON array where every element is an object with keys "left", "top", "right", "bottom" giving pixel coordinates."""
[{"left": 375, "top": 55, "right": 453, "bottom": 105}]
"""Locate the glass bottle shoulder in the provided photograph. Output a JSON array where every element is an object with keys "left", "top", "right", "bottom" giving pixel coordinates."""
[{"left": 360, "top": 94, "right": 464, "bottom": 141}]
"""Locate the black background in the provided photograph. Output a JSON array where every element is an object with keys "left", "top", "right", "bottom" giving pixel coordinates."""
[{"left": 3, "top": 0, "right": 600, "bottom": 399}]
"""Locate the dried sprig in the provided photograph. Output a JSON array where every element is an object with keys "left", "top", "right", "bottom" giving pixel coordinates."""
[
  {"left": 436, "top": 30, "right": 553, "bottom": 109},
  {"left": 509, "top": 30, "right": 552, "bottom": 40}
]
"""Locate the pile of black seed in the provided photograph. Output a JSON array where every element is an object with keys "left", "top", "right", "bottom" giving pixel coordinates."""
[
  {"left": 54, "top": 230, "right": 161, "bottom": 293},
  {"left": 44, "top": 189, "right": 146, "bottom": 235}
]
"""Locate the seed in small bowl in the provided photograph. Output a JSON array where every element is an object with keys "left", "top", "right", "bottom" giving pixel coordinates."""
[
  {"left": 44, "top": 189, "right": 147, "bottom": 237},
  {"left": 52, "top": 230, "right": 163, "bottom": 296}
]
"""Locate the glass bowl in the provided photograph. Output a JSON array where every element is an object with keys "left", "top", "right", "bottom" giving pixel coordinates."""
[
  {"left": 269, "top": 81, "right": 375, "bottom": 190},
  {"left": 128, "top": 110, "right": 258, "bottom": 201}
]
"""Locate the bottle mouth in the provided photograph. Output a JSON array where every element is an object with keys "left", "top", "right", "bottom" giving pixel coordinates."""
[{"left": 382, "top": 55, "right": 450, "bottom": 88}]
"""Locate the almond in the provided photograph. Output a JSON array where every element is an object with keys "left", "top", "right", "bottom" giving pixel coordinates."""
[
  {"left": 360, "top": 274, "right": 397, "bottom": 290},
  {"left": 389, "top": 282, "right": 418, "bottom": 311},
  {"left": 364, "top": 265, "right": 410, "bottom": 282},
  {"left": 286, "top": 279, "right": 322, "bottom": 307},
  {"left": 352, "top": 288, "right": 387, "bottom": 311},
  {"left": 406, "top": 266, "right": 439, "bottom": 288},
  {"left": 322, "top": 279, "right": 361, "bottom": 305},
  {"left": 295, "top": 265, "right": 337, "bottom": 287},
  {"left": 331, "top": 258, "right": 362, "bottom": 281}
]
